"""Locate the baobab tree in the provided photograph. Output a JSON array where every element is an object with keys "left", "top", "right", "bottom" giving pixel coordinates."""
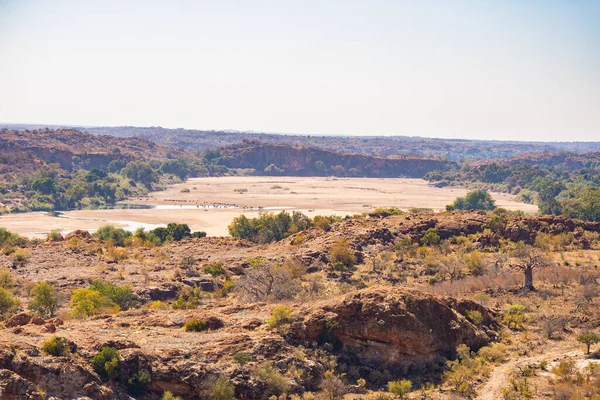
[{"left": 510, "top": 244, "right": 551, "bottom": 291}]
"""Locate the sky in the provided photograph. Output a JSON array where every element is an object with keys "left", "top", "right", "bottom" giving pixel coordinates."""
[{"left": 0, "top": 0, "right": 599, "bottom": 141}]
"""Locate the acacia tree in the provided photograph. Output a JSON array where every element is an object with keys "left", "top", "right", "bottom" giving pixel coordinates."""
[{"left": 510, "top": 244, "right": 550, "bottom": 291}]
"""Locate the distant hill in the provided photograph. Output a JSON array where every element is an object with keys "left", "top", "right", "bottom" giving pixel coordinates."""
[
  {"left": 80, "top": 126, "right": 600, "bottom": 160},
  {"left": 214, "top": 140, "right": 456, "bottom": 178}
]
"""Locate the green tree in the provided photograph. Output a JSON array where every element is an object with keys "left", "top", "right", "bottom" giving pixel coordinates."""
[
  {"left": 207, "top": 376, "right": 236, "bottom": 400},
  {"left": 0, "top": 287, "right": 20, "bottom": 318},
  {"left": 29, "top": 282, "right": 58, "bottom": 317},
  {"left": 577, "top": 333, "right": 600, "bottom": 354},
  {"left": 69, "top": 288, "right": 115, "bottom": 317},
  {"left": 451, "top": 190, "right": 496, "bottom": 211},
  {"left": 388, "top": 379, "right": 412, "bottom": 398},
  {"left": 91, "top": 346, "right": 120, "bottom": 380}
]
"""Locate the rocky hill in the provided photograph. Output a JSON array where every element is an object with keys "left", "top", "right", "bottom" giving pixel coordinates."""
[
  {"left": 0, "top": 128, "right": 197, "bottom": 173},
  {"left": 215, "top": 141, "right": 456, "bottom": 178}
]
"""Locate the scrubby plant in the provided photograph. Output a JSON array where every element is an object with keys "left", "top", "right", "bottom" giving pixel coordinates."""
[
  {"left": 253, "top": 363, "right": 290, "bottom": 396},
  {"left": 465, "top": 310, "right": 483, "bottom": 326},
  {"left": 46, "top": 229, "right": 63, "bottom": 241},
  {"left": 420, "top": 228, "right": 441, "bottom": 246},
  {"left": 233, "top": 351, "right": 253, "bottom": 365},
  {"left": 503, "top": 303, "right": 527, "bottom": 330},
  {"left": 29, "top": 281, "right": 58, "bottom": 317},
  {"left": 127, "top": 371, "right": 151, "bottom": 396},
  {"left": 91, "top": 346, "right": 120, "bottom": 380},
  {"left": 148, "top": 300, "right": 168, "bottom": 310},
  {"left": 69, "top": 288, "right": 115, "bottom": 317},
  {"left": 183, "top": 318, "right": 207, "bottom": 332},
  {"left": 0, "top": 287, "right": 20, "bottom": 318},
  {"left": 478, "top": 343, "right": 507, "bottom": 363},
  {"left": 267, "top": 305, "right": 292, "bottom": 328},
  {"left": 206, "top": 375, "right": 236, "bottom": 400},
  {"left": 204, "top": 262, "right": 227, "bottom": 277},
  {"left": 41, "top": 336, "right": 69, "bottom": 356},
  {"left": 11, "top": 248, "right": 30, "bottom": 267},
  {"left": 388, "top": 379, "right": 412, "bottom": 398},
  {"left": 329, "top": 239, "right": 356, "bottom": 269},
  {"left": 89, "top": 280, "right": 135, "bottom": 310},
  {"left": 0, "top": 269, "right": 16, "bottom": 289},
  {"left": 161, "top": 391, "right": 182, "bottom": 400}
]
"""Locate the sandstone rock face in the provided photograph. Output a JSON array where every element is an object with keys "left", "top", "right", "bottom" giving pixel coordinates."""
[
  {"left": 291, "top": 287, "right": 496, "bottom": 368},
  {"left": 0, "top": 369, "right": 43, "bottom": 400}
]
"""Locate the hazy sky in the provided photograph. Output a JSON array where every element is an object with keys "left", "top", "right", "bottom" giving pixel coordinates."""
[{"left": 1, "top": 0, "right": 598, "bottom": 141}]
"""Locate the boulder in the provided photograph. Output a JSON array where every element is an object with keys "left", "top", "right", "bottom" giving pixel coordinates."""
[
  {"left": 5, "top": 313, "right": 32, "bottom": 328},
  {"left": 290, "top": 286, "right": 497, "bottom": 368}
]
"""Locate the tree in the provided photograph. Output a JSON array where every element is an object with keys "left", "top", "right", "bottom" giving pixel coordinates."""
[
  {"left": 577, "top": 333, "right": 600, "bottom": 354},
  {"left": 388, "top": 379, "right": 412, "bottom": 398},
  {"left": 451, "top": 190, "right": 496, "bottom": 211},
  {"left": 69, "top": 288, "right": 115, "bottom": 317},
  {"left": 122, "top": 161, "right": 158, "bottom": 186},
  {"left": 510, "top": 244, "right": 550, "bottom": 291},
  {"left": 29, "top": 282, "right": 58, "bottom": 317},
  {"left": 0, "top": 287, "right": 19, "bottom": 318}
]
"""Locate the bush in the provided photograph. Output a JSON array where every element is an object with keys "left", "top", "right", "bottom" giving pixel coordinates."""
[
  {"left": 465, "top": 310, "right": 483, "bottom": 326},
  {"left": 228, "top": 211, "right": 312, "bottom": 243},
  {"left": 46, "top": 229, "right": 63, "bottom": 241},
  {"left": 267, "top": 305, "right": 292, "bottom": 328},
  {"left": 329, "top": 239, "right": 356, "bottom": 269},
  {"left": 420, "top": 228, "right": 441, "bottom": 246},
  {"left": 94, "top": 225, "right": 131, "bottom": 246},
  {"left": 11, "top": 248, "right": 30, "bottom": 267},
  {"left": 160, "top": 390, "right": 181, "bottom": 400},
  {"left": 0, "top": 269, "right": 16, "bottom": 289},
  {"left": 503, "top": 303, "right": 527, "bottom": 330},
  {"left": 41, "top": 336, "right": 69, "bottom": 356},
  {"left": 478, "top": 343, "right": 507, "bottom": 363},
  {"left": 89, "top": 280, "right": 135, "bottom": 311},
  {"left": 233, "top": 352, "right": 252, "bottom": 365},
  {"left": 388, "top": 379, "right": 412, "bottom": 398},
  {"left": 91, "top": 346, "right": 120, "bottom": 380},
  {"left": 253, "top": 363, "right": 290, "bottom": 396},
  {"left": 162, "top": 391, "right": 182, "bottom": 400},
  {"left": 184, "top": 319, "right": 207, "bottom": 332},
  {"left": 204, "top": 262, "right": 226, "bottom": 277},
  {"left": 29, "top": 282, "right": 58, "bottom": 317},
  {"left": 206, "top": 375, "right": 236, "bottom": 400},
  {"left": 0, "top": 287, "right": 19, "bottom": 318},
  {"left": 127, "top": 371, "right": 151, "bottom": 396},
  {"left": 451, "top": 190, "right": 496, "bottom": 211},
  {"left": 69, "top": 288, "right": 115, "bottom": 317}
]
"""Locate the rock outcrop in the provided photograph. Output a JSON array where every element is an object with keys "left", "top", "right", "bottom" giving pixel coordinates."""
[{"left": 290, "top": 287, "right": 497, "bottom": 368}]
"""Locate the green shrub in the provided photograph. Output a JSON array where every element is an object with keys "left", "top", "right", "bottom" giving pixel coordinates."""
[
  {"left": 329, "top": 239, "right": 356, "bottom": 268},
  {"left": 46, "top": 229, "right": 63, "bottom": 241},
  {"left": 388, "top": 379, "right": 412, "bottom": 398},
  {"left": 253, "top": 363, "right": 290, "bottom": 396},
  {"left": 162, "top": 392, "right": 182, "bottom": 400},
  {"left": 127, "top": 371, "right": 151, "bottom": 396},
  {"left": 451, "top": 190, "right": 496, "bottom": 211},
  {"left": 89, "top": 280, "right": 135, "bottom": 310},
  {"left": 184, "top": 319, "right": 207, "bottom": 332},
  {"left": 233, "top": 352, "right": 252, "bottom": 365},
  {"left": 41, "top": 336, "right": 69, "bottom": 356},
  {"left": 11, "top": 248, "right": 30, "bottom": 267},
  {"left": 465, "top": 310, "right": 483, "bottom": 326},
  {"left": 204, "top": 262, "right": 226, "bottom": 277},
  {"left": 420, "top": 228, "right": 441, "bottom": 246},
  {"left": 0, "top": 287, "right": 20, "bottom": 318},
  {"left": 69, "top": 288, "right": 115, "bottom": 317},
  {"left": 267, "top": 305, "right": 292, "bottom": 328},
  {"left": 93, "top": 225, "right": 131, "bottom": 246},
  {"left": 0, "top": 269, "right": 16, "bottom": 289},
  {"left": 478, "top": 343, "right": 507, "bottom": 363},
  {"left": 29, "top": 282, "right": 58, "bottom": 317},
  {"left": 91, "top": 346, "right": 120, "bottom": 380},
  {"left": 207, "top": 375, "right": 236, "bottom": 400}
]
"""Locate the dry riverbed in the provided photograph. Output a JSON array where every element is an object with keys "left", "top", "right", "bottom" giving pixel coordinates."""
[{"left": 0, "top": 177, "right": 538, "bottom": 237}]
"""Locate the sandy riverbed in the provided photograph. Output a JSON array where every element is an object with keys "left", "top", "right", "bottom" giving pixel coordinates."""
[{"left": 0, "top": 177, "right": 537, "bottom": 238}]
